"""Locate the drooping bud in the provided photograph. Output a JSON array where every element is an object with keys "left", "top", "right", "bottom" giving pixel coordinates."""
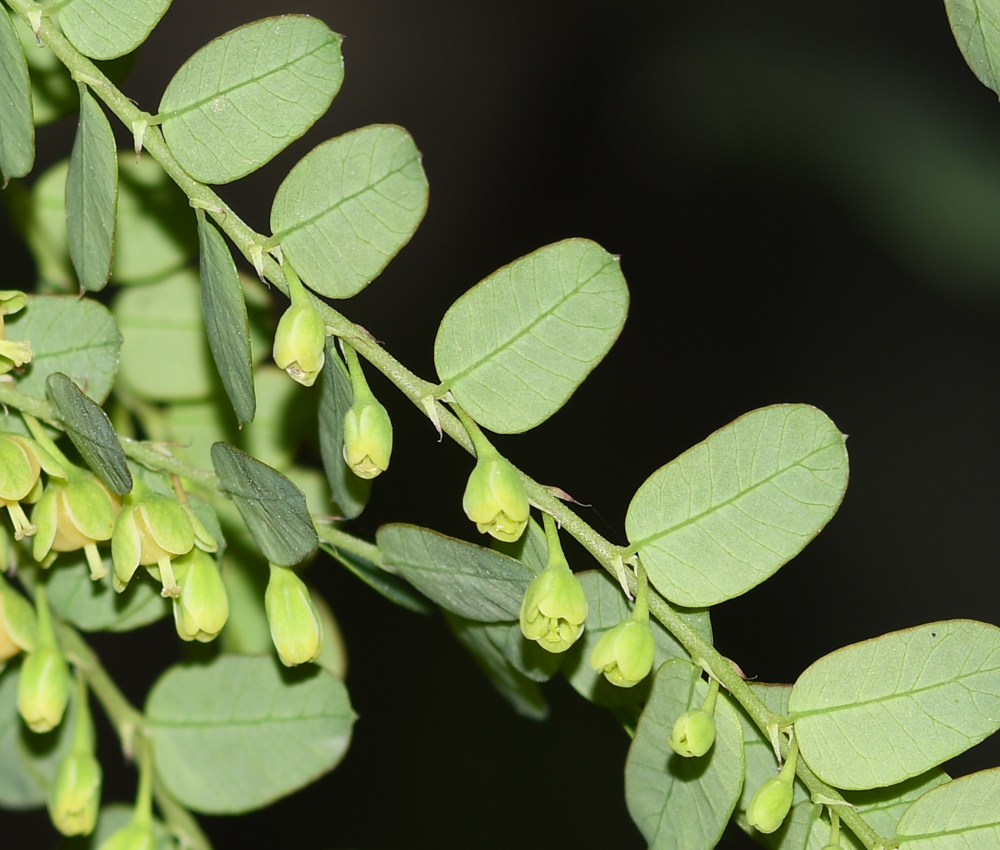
[
  {"left": 272, "top": 264, "right": 326, "bottom": 387},
  {"left": 18, "top": 583, "right": 70, "bottom": 733},
  {"left": 265, "top": 564, "right": 323, "bottom": 667},
  {"left": 0, "top": 290, "right": 31, "bottom": 374},
  {"left": 98, "top": 734, "right": 156, "bottom": 850},
  {"left": 0, "top": 433, "right": 44, "bottom": 540},
  {"left": 340, "top": 341, "right": 393, "bottom": 479},
  {"left": 0, "top": 572, "right": 37, "bottom": 669},
  {"left": 589, "top": 561, "right": 656, "bottom": 687},
  {"left": 32, "top": 466, "right": 119, "bottom": 579},
  {"left": 48, "top": 676, "right": 102, "bottom": 836},
  {"left": 519, "top": 514, "right": 587, "bottom": 653},
  {"left": 746, "top": 739, "right": 798, "bottom": 834},
  {"left": 97, "top": 822, "right": 157, "bottom": 850},
  {"left": 668, "top": 677, "right": 720, "bottom": 757},
  {"left": 111, "top": 479, "right": 195, "bottom": 598},
  {"left": 172, "top": 549, "right": 229, "bottom": 643}
]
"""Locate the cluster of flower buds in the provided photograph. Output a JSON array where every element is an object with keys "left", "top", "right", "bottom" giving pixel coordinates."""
[
  {"left": 265, "top": 564, "right": 323, "bottom": 666},
  {"left": 589, "top": 563, "right": 656, "bottom": 688},
  {"left": 668, "top": 676, "right": 720, "bottom": 758},
  {"left": 273, "top": 264, "right": 327, "bottom": 387},
  {"left": 341, "top": 343, "right": 392, "bottom": 479},
  {"left": 48, "top": 676, "right": 102, "bottom": 836},
  {"left": 746, "top": 738, "right": 798, "bottom": 834},
  {"left": 0, "top": 290, "right": 32, "bottom": 376},
  {"left": 519, "top": 515, "right": 588, "bottom": 653}
]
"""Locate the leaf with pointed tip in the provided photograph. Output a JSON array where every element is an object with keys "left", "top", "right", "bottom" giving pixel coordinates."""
[
  {"left": 624, "top": 659, "right": 744, "bottom": 850},
  {"left": 46, "top": 373, "right": 132, "bottom": 495},
  {"left": 896, "top": 767, "right": 1000, "bottom": 849},
  {"left": 626, "top": 404, "right": 849, "bottom": 607},
  {"left": 434, "top": 238, "right": 629, "bottom": 434},
  {"left": 270, "top": 124, "right": 428, "bottom": 298},
  {"left": 159, "top": 16, "right": 343, "bottom": 184},
  {"left": 377, "top": 524, "right": 535, "bottom": 622},
  {"left": 66, "top": 89, "right": 117, "bottom": 292},
  {"left": 0, "top": 4, "right": 33, "bottom": 181},
  {"left": 57, "top": 0, "right": 172, "bottom": 60},
  {"left": 211, "top": 442, "right": 317, "bottom": 566},
  {"left": 148, "top": 655, "right": 355, "bottom": 814},
  {"left": 318, "top": 342, "right": 371, "bottom": 519},
  {"left": 789, "top": 620, "right": 1000, "bottom": 790},
  {"left": 198, "top": 212, "right": 255, "bottom": 423}
]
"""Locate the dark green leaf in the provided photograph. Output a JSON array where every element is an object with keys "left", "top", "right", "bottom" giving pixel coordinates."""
[
  {"left": 66, "top": 89, "right": 117, "bottom": 292},
  {"left": 444, "top": 611, "right": 548, "bottom": 720},
  {"left": 0, "top": 4, "right": 34, "bottom": 181},
  {"left": 197, "top": 211, "right": 255, "bottom": 423},
  {"left": 57, "top": 0, "right": 172, "bottom": 60},
  {"left": 211, "top": 441, "right": 317, "bottom": 566},
  {"left": 320, "top": 542, "right": 431, "bottom": 615},
  {"left": 318, "top": 341, "right": 371, "bottom": 519},
  {"left": 434, "top": 238, "right": 629, "bottom": 433},
  {"left": 147, "top": 655, "right": 355, "bottom": 814},
  {"left": 487, "top": 620, "right": 561, "bottom": 683},
  {"left": 47, "top": 372, "right": 132, "bottom": 496},
  {"left": 159, "top": 16, "right": 344, "bottom": 184},
  {"left": 270, "top": 124, "right": 428, "bottom": 298},
  {"left": 376, "top": 524, "right": 535, "bottom": 622}
]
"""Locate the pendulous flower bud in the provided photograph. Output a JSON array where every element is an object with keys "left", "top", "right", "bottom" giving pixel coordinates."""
[
  {"left": 0, "top": 290, "right": 31, "bottom": 374},
  {"left": 97, "top": 821, "right": 157, "bottom": 850},
  {"left": 0, "top": 433, "right": 45, "bottom": 540},
  {"left": 342, "top": 398, "right": 393, "bottom": 479},
  {"left": 48, "top": 676, "right": 101, "bottom": 836},
  {"left": 265, "top": 564, "right": 323, "bottom": 666},
  {"left": 589, "top": 617, "right": 656, "bottom": 688},
  {"left": 272, "top": 265, "right": 326, "bottom": 387},
  {"left": 171, "top": 549, "right": 229, "bottom": 643},
  {"left": 17, "top": 585, "right": 70, "bottom": 733},
  {"left": 462, "top": 453, "right": 529, "bottom": 543},
  {"left": 0, "top": 572, "right": 37, "bottom": 669},
  {"left": 519, "top": 515, "right": 587, "bottom": 653},
  {"left": 668, "top": 708, "right": 717, "bottom": 758},
  {"left": 111, "top": 481, "right": 195, "bottom": 598},
  {"left": 746, "top": 740, "right": 798, "bottom": 834}
]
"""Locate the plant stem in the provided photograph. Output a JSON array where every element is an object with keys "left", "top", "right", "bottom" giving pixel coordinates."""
[{"left": 154, "top": 777, "right": 214, "bottom": 850}]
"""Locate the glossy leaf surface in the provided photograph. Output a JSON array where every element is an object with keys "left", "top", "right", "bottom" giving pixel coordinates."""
[
  {"left": 159, "top": 15, "right": 343, "bottom": 184},
  {"left": 434, "top": 238, "right": 629, "bottom": 433},
  {"left": 270, "top": 124, "right": 428, "bottom": 298},
  {"left": 626, "top": 404, "right": 848, "bottom": 607}
]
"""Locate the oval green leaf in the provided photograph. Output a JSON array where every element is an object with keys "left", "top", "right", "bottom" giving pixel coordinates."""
[
  {"left": 625, "top": 404, "right": 849, "bottom": 608},
  {"left": 4, "top": 295, "right": 121, "bottom": 404},
  {"left": 896, "top": 767, "right": 1000, "bottom": 849},
  {"left": 197, "top": 212, "right": 255, "bottom": 423},
  {"left": 0, "top": 4, "right": 33, "bottom": 181},
  {"left": 270, "top": 124, "right": 429, "bottom": 298},
  {"left": 789, "top": 620, "right": 1000, "bottom": 790},
  {"left": 66, "top": 88, "right": 117, "bottom": 292},
  {"left": 159, "top": 15, "right": 344, "bottom": 185},
  {"left": 624, "top": 659, "right": 744, "bottom": 850},
  {"left": 47, "top": 372, "right": 132, "bottom": 495},
  {"left": 434, "top": 238, "right": 629, "bottom": 434},
  {"left": 561, "top": 570, "right": 712, "bottom": 708},
  {"left": 57, "top": 0, "right": 171, "bottom": 60},
  {"left": 377, "top": 523, "right": 535, "bottom": 622},
  {"left": 211, "top": 441, "right": 317, "bottom": 567},
  {"left": 944, "top": 0, "right": 1000, "bottom": 96},
  {"left": 148, "top": 655, "right": 355, "bottom": 814},
  {"left": 318, "top": 341, "right": 371, "bottom": 519}
]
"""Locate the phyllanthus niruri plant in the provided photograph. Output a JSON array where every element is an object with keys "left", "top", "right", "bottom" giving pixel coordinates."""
[{"left": 0, "top": 1, "right": 998, "bottom": 849}]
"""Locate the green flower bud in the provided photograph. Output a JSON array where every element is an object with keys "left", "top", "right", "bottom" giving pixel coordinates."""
[
  {"left": 462, "top": 454, "right": 529, "bottom": 543},
  {"left": 97, "top": 822, "right": 157, "bottom": 850},
  {"left": 589, "top": 617, "right": 656, "bottom": 687},
  {"left": 112, "top": 481, "right": 195, "bottom": 598},
  {"left": 746, "top": 740, "right": 798, "bottom": 834},
  {"left": 0, "top": 433, "right": 43, "bottom": 540},
  {"left": 343, "top": 398, "right": 393, "bottom": 479},
  {"left": 668, "top": 709, "right": 716, "bottom": 757},
  {"left": 172, "top": 549, "right": 229, "bottom": 643},
  {"left": 519, "top": 516, "right": 587, "bottom": 653},
  {"left": 32, "top": 468, "right": 119, "bottom": 580},
  {"left": 265, "top": 564, "right": 323, "bottom": 667},
  {"left": 0, "top": 573, "right": 37, "bottom": 668},
  {"left": 0, "top": 292, "right": 30, "bottom": 375},
  {"left": 49, "top": 677, "right": 101, "bottom": 836},
  {"left": 18, "top": 586, "right": 70, "bottom": 733},
  {"left": 272, "top": 265, "right": 325, "bottom": 387}
]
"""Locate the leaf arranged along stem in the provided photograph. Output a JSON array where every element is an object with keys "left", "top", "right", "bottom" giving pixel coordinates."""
[
  {"left": 56, "top": 0, "right": 173, "bottom": 60},
  {"left": 895, "top": 767, "right": 1000, "bottom": 849},
  {"left": 66, "top": 88, "right": 118, "bottom": 292},
  {"left": 0, "top": 3, "right": 33, "bottom": 181},
  {"left": 943, "top": 0, "right": 1000, "bottom": 96}
]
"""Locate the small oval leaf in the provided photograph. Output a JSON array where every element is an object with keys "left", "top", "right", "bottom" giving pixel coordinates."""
[
  {"left": 66, "top": 89, "right": 118, "bottom": 292},
  {"left": 46, "top": 372, "right": 132, "bottom": 496},
  {"left": 0, "top": 4, "right": 34, "bottom": 181},
  {"left": 376, "top": 523, "right": 535, "bottom": 622},
  {"left": 159, "top": 15, "right": 344, "bottom": 184},
  {"left": 624, "top": 659, "right": 744, "bottom": 850},
  {"left": 896, "top": 767, "right": 1000, "bottom": 849},
  {"left": 434, "top": 238, "right": 629, "bottom": 434},
  {"left": 944, "top": 0, "right": 1000, "bottom": 96},
  {"left": 57, "top": 0, "right": 172, "bottom": 60},
  {"left": 197, "top": 212, "right": 255, "bottom": 423},
  {"left": 789, "top": 620, "right": 1000, "bottom": 790},
  {"left": 148, "top": 655, "right": 355, "bottom": 814},
  {"left": 211, "top": 441, "right": 317, "bottom": 567},
  {"left": 270, "top": 124, "right": 429, "bottom": 298},
  {"left": 626, "top": 404, "right": 849, "bottom": 608}
]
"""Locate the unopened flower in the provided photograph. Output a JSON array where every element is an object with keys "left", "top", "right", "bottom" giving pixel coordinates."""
[
  {"left": 343, "top": 398, "right": 392, "bottom": 479},
  {"left": 48, "top": 676, "right": 101, "bottom": 836},
  {"left": 747, "top": 741, "right": 798, "bottom": 834},
  {"left": 462, "top": 453, "right": 529, "bottom": 542},
  {"left": 265, "top": 564, "right": 323, "bottom": 666},
  {"left": 18, "top": 585, "right": 70, "bottom": 733},
  {"left": 0, "top": 573, "right": 37, "bottom": 669},
  {"left": 669, "top": 677, "right": 720, "bottom": 758},
  {"left": 273, "top": 265, "right": 326, "bottom": 387},
  {"left": 172, "top": 549, "right": 229, "bottom": 643},
  {"left": 589, "top": 617, "right": 655, "bottom": 688}
]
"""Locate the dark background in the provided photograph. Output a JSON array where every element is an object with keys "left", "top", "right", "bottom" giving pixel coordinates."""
[{"left": 5, "top": 0, "right": 1000, "bottom": 847}]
